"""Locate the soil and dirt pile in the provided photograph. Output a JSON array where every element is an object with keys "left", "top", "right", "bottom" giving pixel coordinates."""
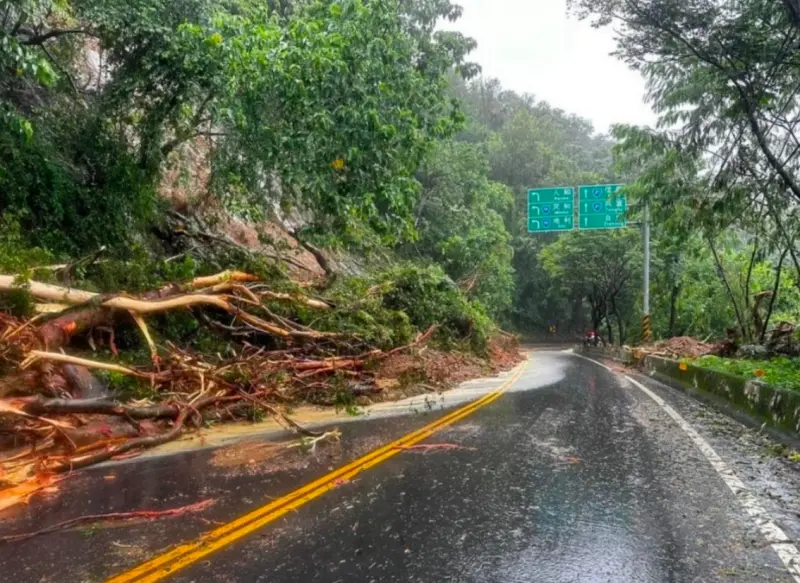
[
  {"left": 639, "top": 325, "right": 800, "bottom": 361},
  {"left": 642, "top": 336, "right": 715, "bottom": 359}
]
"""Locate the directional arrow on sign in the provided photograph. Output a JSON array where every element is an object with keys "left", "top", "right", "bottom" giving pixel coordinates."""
[{"left": 528, "top": 186, "right": 577, "bottom": 232}]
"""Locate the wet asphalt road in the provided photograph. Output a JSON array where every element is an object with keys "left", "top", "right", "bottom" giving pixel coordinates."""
[{"left": 2, "top": 351, "right": 799, "bottom": 582}]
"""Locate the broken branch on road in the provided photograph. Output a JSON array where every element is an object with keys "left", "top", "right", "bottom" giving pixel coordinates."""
[
  {"left": 393, "top": 443, "right": 477, "bottom": 453},
  {"left": 0, "top": 498, "right": 216, "bottom": 543}
]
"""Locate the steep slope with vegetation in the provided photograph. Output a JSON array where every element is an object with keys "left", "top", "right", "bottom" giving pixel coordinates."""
[{"left": 1, "top": 0, "right": 533, "bottom": 486}]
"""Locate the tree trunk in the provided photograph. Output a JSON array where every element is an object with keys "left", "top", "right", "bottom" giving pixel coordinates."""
[
  {"left": 746, "top": 165, "right": 800, "bottom": 290},
  {"left": 767, "top": 194, "right": 800, "bottom": 288},
  {"left": 588, "top": 290, "right": 603, "bottom": 332},
  {"left": 761, "top": 248, "right": 789, "bottom": 343},
  {"left": 610, "top": 295, "right": 625, "bottom": 345},
  {"left": 290, "top": 232, "right": 333, "bottom": 277},
  {"left": 572, "top": 296, "right": 585, "bottom": 337},
  {"left": 743, "top": 239, "right": 759, "bottom": 340},
  {"left": 668, "top": 283, "right": 681, "bottom": 337},
  {"left": 739, "top": 87, "right": 800, "bottom": 203},
  {"left": 605, "top": 317, "right": 614, "bottom": 346},
  {"left": 788, "top": 247, "right": 800, "bottom": 291},
  {"left": 707, "top": 236, "right": 748, "bottom": 339}
]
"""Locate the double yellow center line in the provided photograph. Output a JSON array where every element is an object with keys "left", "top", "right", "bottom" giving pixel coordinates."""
[{"left": 108, "top": 360, "right": 527, "bottom": 583}]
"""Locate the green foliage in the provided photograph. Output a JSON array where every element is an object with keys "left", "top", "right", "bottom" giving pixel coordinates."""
[
  {"left": 695, "top": 355, "right": 800, "bottom": 393},
  {"left": 0, "top": 216, "right": 53, "bottom": 274},
  {"left": 0, "top": 284, "right": 36, "bottom": 317},
  {"left": 68, "top": 241, "right": 288, "bottom": 295},
  {"left": 95, "top": 369, "right": 156, "bottom": 401},
  {"left": 410, "top": 140, "right": 515, "bottom": 317},
  {"left": 0, "top": 111, "right": 159, "bottom": 256},
  {"left": 316, "top": 276, "right": 415, "bottom": 349},
  {"left": 0, "top": 0, "right": 620, "bottom": 346},
  {"left": 333, "top": 387, "right": 362, "bottom": 417},
  {"left": 0, "top": 218, "right": 53, "bottom": 315},
  {"left": 377, "top": 263, "right": 494, "bottom": 351},
  {"left": 1, "top": 0, "right": 477, "bottom": 256},
  {"left": 72, "top": 251, "right": 198, "bottom": 295},
  {"left": 7, "top": 0, "right": 800, "bottom": 355},
  {"left": 243, "top": 404, "right": 266, "bottom": 423},
  {"left": 441, "top": 76, "right": 621, "bottom": 337},
  {"left": 150, "top": 311, "right": 235, "bottom": 355},
  {"left": 575, "top": 0, "right": 800, "bottom": 344},
  {"left": 315, "top": 262, "right": 493, "bottom": 352},
  {"left": 539, "top": 230, "right": 641, "bottom": 343}
]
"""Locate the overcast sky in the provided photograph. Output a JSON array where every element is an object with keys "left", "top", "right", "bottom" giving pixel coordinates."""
[{"left": 441, "top": 0, "right": 658, "bottom": 134}]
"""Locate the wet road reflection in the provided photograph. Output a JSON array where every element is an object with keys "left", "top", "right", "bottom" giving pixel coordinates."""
[
  {"left": 1, "top": 351, "right": 794, "bottom": 583},
  {"left": 170, "top": 352, "right": 793, "bottom": 582}
]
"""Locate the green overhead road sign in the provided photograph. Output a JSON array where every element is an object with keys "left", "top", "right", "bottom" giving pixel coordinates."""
[
  {"left": 528, "top": 187, "right": 574, "bottom": 233},
  {"left": 578, "top": 184, "right": 627, "bottom": 230}
]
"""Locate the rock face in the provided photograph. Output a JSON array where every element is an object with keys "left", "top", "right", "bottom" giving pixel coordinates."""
[
  {"left": 736, "top": 344, "right": 769, "bottom": 360},
  {"left": 158, "top": 137, "right": 327, "bottom": 282},
  {"left": 765, "top": 321, "right": 798, "bottom": 356}
]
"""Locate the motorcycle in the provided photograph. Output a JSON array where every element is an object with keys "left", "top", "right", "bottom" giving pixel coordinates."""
[{"left": 583, "top": 330, "right": 602, "bottom": 347}]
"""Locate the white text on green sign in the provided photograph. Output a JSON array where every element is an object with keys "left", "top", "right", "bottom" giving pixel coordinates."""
[
  {"left": 577, "top": 184, "right": 626, "bottom": 230},
  {"left": 528, "top": 187, "right": 574, "bottom": 233}
]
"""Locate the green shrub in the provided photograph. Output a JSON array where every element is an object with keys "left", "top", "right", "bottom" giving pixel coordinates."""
[
  {"left": 313, "top": 275, "right": 415, "bottom": 350},
  {"left": 0, "top": 217, "right": 54, "bottom": 315},
  {"left": 0, "top": 117, "right": 158, "bottom": 257},
  {"left": 375, "top": 263, "right": 494, "bottom": 352},
  {"left": 695, "top": 355, "right": 800, "bottom": 392}
]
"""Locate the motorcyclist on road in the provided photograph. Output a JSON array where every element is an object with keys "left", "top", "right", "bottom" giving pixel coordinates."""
[{"left": 583, "top": 329, "right": 601, "bottom": 347}]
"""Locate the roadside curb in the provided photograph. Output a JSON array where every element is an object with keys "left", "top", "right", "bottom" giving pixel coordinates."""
[
  {"left": 101, "top": 360, "right": 528, "bottom": 467},
  {"left": 578, "top": 346, "right": 800, "bottom": 440}
]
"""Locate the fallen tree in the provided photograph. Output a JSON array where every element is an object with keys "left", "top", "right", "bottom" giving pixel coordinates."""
[{"left": 0, "top": 268, "right": 518, "bottom": 490}]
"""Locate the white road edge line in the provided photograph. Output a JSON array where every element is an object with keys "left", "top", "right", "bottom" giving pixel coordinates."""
[{"left": 572, "top": 352, "right": 800, "bottom": 582}]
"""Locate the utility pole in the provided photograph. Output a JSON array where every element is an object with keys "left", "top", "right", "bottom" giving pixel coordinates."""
[{"left": 642, "top": 201, "right": 652, "bottom": 343}]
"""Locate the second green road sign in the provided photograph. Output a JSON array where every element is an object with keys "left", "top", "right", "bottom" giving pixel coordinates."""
[
  {"left": 528, "top": 187, "right": 574, "bottom": 233},
  {"left": 578, "top": 184, "right": 626, "bottom": 230}
]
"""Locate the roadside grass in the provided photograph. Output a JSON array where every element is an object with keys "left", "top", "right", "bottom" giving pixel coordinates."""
[{"left": 694, "top": 355, "right": 800, "bottom": 392}]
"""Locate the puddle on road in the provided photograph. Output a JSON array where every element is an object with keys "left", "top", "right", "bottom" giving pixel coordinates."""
[
  {"left": 211, "top": 440, "right": 292, "bottom": 470},
  {"left": 506, "top": 353, "right": 567, "bottom": 394},
  {"left": 491, "top": 520, "right": 665, "bottom": 583}
]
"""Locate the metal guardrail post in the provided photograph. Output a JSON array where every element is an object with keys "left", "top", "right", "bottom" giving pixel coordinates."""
[{"left": 643, "top": 201, "right": 651, "bottom": 343}]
